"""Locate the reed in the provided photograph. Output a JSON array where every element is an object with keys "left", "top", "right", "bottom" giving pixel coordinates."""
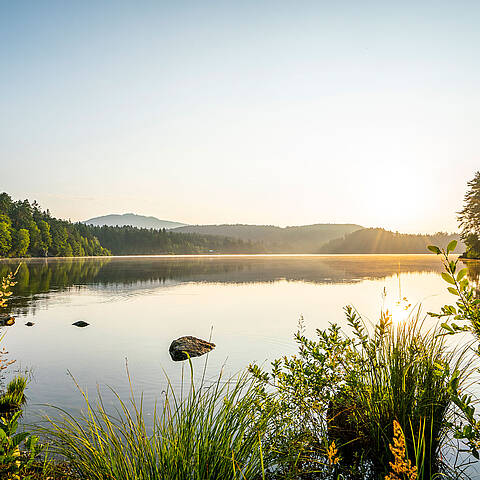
[{"left": 39, "top": 363, "right": 274, "bottom": 480}]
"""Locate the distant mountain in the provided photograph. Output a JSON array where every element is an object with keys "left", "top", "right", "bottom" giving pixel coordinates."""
[
  {"left": 319, "top": 228, "right": 464, "bottom": 254},
  {"left": 172, "top": 224, "right": 363, "bottom": 253},
  {"left": 84, "top": 213, "right": 187, "bottom": 230}
]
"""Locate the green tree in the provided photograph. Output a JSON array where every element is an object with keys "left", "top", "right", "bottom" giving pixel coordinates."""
[
  {"left": 459, "top": 171, "right": 480, "bottom": 258},
  {"left": 0, "top": 222, "right": 12, "bottom": 257},
  {"left": 13, "top": 229, "right": 30, "bottom": 257},
  {"left": 38, "top": 220, "right": 52, "bottom": 256}
]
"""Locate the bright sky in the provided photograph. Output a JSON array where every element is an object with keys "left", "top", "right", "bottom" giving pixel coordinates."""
[{"left": 1, "top": 1, "right": 478, "bottom": 233}]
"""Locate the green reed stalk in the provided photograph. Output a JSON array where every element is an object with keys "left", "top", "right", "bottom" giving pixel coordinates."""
[{"left": 38, "top": 363, "right": 274, "bottom": 480}]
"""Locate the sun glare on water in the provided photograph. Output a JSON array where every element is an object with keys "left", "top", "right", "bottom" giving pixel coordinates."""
[
  {"left": 381, "top": 286, "right": 413, "bottom": 324},
  {"left": 389, "top": 297, "right": 413, "bottom": 324}
]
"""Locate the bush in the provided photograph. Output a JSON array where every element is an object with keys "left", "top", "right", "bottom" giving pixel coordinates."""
[{"left": 250, "top": 307, "right": 470, "bottom": 479}]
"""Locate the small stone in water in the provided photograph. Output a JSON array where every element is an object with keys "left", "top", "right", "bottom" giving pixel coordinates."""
[{"left": 72, "top": 321, "right": 89, "bottom": 327}]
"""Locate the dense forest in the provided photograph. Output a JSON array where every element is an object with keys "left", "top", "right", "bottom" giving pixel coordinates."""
[
  {"left": 88, "top": 225, "right": 264, "bottom": 255},
  {"left": 319, "top": 228, "right": 463, "bottom": 254},
  {"left": 0, "top": 193, "right": 264, "bottom": 257},
  {"left": 172, "top": 223, "right": 362, "bottom": 252},
  {"left": 0, "top": 193, "right": 111, "bottom": 257}
]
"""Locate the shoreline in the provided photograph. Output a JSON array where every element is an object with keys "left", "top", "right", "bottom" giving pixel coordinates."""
[{"left": 0, "top": 252, "right": 462, "bottom": 261}]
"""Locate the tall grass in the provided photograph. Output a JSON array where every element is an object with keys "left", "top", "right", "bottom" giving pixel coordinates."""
[
  {"left": 39, "top": 364, "right": 274, "bottom": 480},
  {"left": 0, "top": 375, "right": 27, "bottom": 417},
  {"left": 341, "top": 307, "right": 470, "bottom": 478}
]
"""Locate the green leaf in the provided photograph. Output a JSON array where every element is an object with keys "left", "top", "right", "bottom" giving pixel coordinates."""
[
  {"left": 441, "top": 272, "right": 456, "bottom": 285},
  {"left": 457, "top": 268, "right": 468, "bottom": 281},
  {"left": 428, "top": 245, "right": 441, "bottom": 254},
  {"left": 441, "top": 322, "right": 454, "bottom": 333},
  {"left": 448, "top": 286, "right": 458, "bottom": 295},
  {"left": 447, "top": 240, "right": 458, "bottom": 253},
  {"left": 12, "top": 431, "right": 28, "bottom": 447}
]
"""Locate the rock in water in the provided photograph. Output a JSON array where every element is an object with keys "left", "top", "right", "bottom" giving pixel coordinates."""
[
  {"left": 25, "top": 322, "right": 35, "bottom": 327},
  {"left": 169, "top": 336, "right": 215, "bottom": 361},
  {"left": 72, "top": 321, "right": 89, "bottom": 327}
]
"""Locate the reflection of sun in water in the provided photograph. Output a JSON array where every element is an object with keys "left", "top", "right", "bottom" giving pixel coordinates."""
[
  {"left": 381, "top": 286, "right": 412, "bottom": 324},
  {"left": 390, "top": 297, "right": 412, "bottom": 323}
]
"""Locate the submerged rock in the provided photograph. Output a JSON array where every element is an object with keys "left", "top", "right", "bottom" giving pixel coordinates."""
[
  {"left": 169, "top": 336, "right": 215, "bottom": 361},
  {"left": 72, "top": 321, "right": 89, "bottom": 328},
  {"left": 25, "top": 322, "right": 35, "bottom": 327},
  {"left": 0, "top": 315, "right": 15, "bottom": 326}
]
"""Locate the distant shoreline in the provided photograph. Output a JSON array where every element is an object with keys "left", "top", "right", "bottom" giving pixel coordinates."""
[{"left": 0, "top": 253, "right": 462, "bottom": 261}]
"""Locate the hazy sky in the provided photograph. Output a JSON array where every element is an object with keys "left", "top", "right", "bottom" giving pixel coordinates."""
[{"left": 1, "top": 1, "right": 479, "bottom": 233}]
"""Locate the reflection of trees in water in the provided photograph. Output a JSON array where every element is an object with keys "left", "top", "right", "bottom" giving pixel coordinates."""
[
  {"left": 463, "top": 260, "right": 480, "bottom": 294},
  {"left": 0, "top": 255, "right": 446, "bottom": 314},
  {"left": 0, "top": 258, "right": 111, "bottom": 314}
]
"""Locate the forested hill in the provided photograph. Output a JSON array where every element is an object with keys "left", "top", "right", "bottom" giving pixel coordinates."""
[
  {"left": 0, "top": 193, "right": 111, "bottom": 257},
  {"left": 172, "top": 224, "right": 362, "bottom": 253},
  {"left": 86, "top": 225, "right": 264, "bottom": 255},
  {"left": 0, "top": 193, "right": 264, "bottom": 257},
  {"left": 319, "top": 228, "right": 464, "bottom": 254}
]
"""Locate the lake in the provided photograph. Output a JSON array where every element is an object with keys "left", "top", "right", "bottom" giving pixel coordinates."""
[{"left": 0, "top": 254, "right": 478, "bottom": 426}]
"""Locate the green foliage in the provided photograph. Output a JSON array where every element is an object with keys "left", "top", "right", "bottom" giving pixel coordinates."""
[
  {"left": 429, "top": 243, "right": 480, "bottom": 460},
  {"left": 0, "top": 221, "right": 12, "bottom": 256},
  {"left": 250, "top": 309, "right": 466, "bottom": 479},
  {"left": 14, "top": 228, "right": 30, "bottom": 257},
  {"left": 0, "top": 272, "right": 45, "bottom": 479},
  {"left": 0, "top": 410, "right": 42, "bottom": 480},
  {"left": 88, "top": 224, "right": 266, "bottom": 255},
  {"left": 0, "top": 376, "right": 27, "bottom": 419},
  {"left": 0, "top": 193, "right": 111, "bottom": 258},
  {"left": 41, "top": 368, "right": 275, "bottom": 480},
  {"left": 427, "top": 242, "right": 480, "bottom": 340},
  {"left": 458, "top": 171, "right": 480, "bottom": 259},
  {"left": 0, "top": 192, "right": 265, "bottom": 257}
]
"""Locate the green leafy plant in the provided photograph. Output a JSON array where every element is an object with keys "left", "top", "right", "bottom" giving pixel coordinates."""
[
  {"left": 0, "top": 410, "right": 41, "bottom": 480},
  {"left": 0, "top": 376, "right": 27, "bottom": 419},
  {"left": 428, "top": 241, "right": 480, "bottom": 461},
  {"left": 427, "top": 240, "right": 480, "bottom": 340}
]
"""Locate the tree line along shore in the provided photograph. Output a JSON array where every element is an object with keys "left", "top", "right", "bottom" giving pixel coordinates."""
[{"left": 1, "top": 171, "right": 479, "bottom": 258}]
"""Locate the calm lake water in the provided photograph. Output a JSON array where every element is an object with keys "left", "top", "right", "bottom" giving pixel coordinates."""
[{"left": 1, "top": 254, "right": 479, "bottom": 426}]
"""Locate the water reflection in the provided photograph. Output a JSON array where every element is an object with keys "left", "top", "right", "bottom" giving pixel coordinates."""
[
  {"left": 0, "top": 254, "right": 459, "bottom": 314},
  {"left": 462, "top": 259, "right": 480, "bottom": 292}
]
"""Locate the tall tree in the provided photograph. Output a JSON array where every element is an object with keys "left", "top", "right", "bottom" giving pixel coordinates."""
[
  {"left": 0, "top": 220, "right": 12, "bottom": 256},
  {"left": 13, "top": 229, "right": 30, "bottom": 257},
  {"left": 458, "top": 171, "right": 480, "bottom": 258}
]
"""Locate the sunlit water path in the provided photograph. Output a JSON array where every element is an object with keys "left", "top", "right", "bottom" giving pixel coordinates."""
[{"left": 0, "top": 254, "right": 478, "bottom": 428}]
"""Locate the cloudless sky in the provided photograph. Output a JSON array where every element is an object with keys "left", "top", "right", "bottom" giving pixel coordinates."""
[{"left": 1, "top": 1, "right": 479, "bottom": 232}]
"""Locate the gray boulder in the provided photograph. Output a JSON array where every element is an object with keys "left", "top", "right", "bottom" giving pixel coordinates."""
[{"left": 169, "top": 336, "right": 215, "bottom": 361}]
